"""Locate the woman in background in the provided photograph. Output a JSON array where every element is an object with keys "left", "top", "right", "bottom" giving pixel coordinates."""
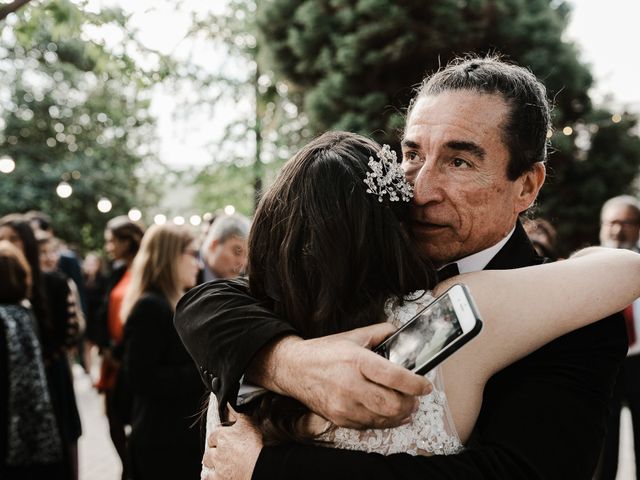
[
  {"left": 0, "top": 215, "right": 80, "bottom": 480},
  {"left": 120, "top": 224, "right": 204, "bottom": 480},
  {"left": 0, "top": 240, "right": 66, "bottom": 479},
  {"left": 94, "top": 215, "right": 144, "bottom": 480}
]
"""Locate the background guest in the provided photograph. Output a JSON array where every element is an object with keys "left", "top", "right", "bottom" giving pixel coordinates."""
[
  {"left": 523, "top": 217, "right": 560, "bottom": 260},
  {"left": 120, "top": 224, "right": 204, "bottom": 480},
  {"left": 37, "top": 233, "right": 84, "bottom": 354},
  {"left": 82, "top": 252, "right": 107, "bottom": 375},
  {"left": 0, "top": 214, "right": 81, "bottom": 480},
  {"left": 0, "top": 240, "right": 66, "bottom": 479},
  {"left": 25, "top": 210, "right": 87, "bottom": 318},
  {"left": 94, "top": 215, "right": 144, "bottom": 480},
  {"left": 199, "top": 213, "right": 250, "bottom": 282},
  {"left": 597, "top": 195, "right": 640, "bottom": 480}
]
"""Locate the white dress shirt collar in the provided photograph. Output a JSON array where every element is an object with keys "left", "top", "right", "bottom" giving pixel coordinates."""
[{"left": 444, "top": 225, "right": 516, "bottom": 274}]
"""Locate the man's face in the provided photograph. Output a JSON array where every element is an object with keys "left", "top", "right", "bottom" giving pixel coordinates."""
[
  {"left": 39, "top": 239, "right": 60, "bottom": 273},
  {"left": 600, "top": 204, "right": 640, "bottom": 249},
  {"left": 205, "top": 235, "right": 248, "bottom": 279},
  {"left": 402, "top": 90, "right": 535, "bottom": 266}
]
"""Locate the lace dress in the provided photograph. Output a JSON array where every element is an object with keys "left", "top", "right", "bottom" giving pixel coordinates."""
[{"left": 203, "top": 291, "right": 463, "bottom": 468}]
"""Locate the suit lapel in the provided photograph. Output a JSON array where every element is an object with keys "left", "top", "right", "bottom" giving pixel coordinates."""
[{"left": 484, "top": 220, "right": 544, "bottom": 271}]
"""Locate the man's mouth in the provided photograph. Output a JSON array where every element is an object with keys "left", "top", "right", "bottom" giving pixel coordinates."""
[{"left": 411, "top": 220, "right": 449, "bottom": 234}]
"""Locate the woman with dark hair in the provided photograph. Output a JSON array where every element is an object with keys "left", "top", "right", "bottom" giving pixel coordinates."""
[
  {"left": 94, "top": 215, "right": 144, "bottom": 480},
  {"left": 0, "top": 240, "right": 66, "bottom": 479},
  {"left": 0, "top": 215, "right": 81, "bottom": 480},
  {"left": 200, "top": 132, "right": 640, "bottom": 466}
]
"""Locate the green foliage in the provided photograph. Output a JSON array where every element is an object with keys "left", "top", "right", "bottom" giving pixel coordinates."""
[
  {"left": 179, "top": 0, "right": 309, "bottom": 212},
  {"left": 540, "top": 113, "right": 640, "bottom": 249},
  {"left": 0, "top": 0, "right": 165, "bottom": 251},
  {"left": 257, "top": 0, "right": 640, "bottom": 251},
  {"left": 193, "top": 163, "right": 258, "bottom": 217}
]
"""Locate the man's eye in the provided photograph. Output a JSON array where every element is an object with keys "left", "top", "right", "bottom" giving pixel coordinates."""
[
  {"left": 403, "top": 151, "right": 420, "bottom": 162},
  {"left": 452, "top": 158, "right": 470, "bottom": 168}
]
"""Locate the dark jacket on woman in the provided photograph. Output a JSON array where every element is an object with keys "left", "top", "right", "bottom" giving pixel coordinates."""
[
  {"left": 94, "top": 264, "right": 127, "bottom": 351},
  {"left": 121, "top": 290, "right": 204, "bottom": 480},
  {"left": 84, "top": 271, "right": 107, "bottom": 345},
  {"left": 1, "top": 302, "right": 68, "bottom": 480}
]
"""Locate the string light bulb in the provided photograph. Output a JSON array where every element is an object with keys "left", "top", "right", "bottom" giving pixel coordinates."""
[
  {"left": 0, "top": 155, "right": 15, "bottom": 174},
  {"left": 97, "top": 198, "right": 112, "bottom": 213},
  {"left": 128, "top": 208, "right": 142, "bottom": 222},
  {"left": 56, "top": 181, "right": 73, "bottom": 198}
]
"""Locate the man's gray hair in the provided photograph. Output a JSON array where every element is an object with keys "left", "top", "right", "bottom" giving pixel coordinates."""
[
  {"left": 601, "top": 195, "right": 640, "bottom": 223},
  {"left": 202, "top": 214, "right": 251, "bottom": 250}
]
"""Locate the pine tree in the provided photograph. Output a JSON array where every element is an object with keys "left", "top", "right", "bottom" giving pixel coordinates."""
[{"left": 257, "top": 0, "right": 640, "bottom": 251}]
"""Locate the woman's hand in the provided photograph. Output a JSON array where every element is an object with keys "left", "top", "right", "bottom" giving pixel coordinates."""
[{"left": 202, "top": 409, "right": 263, "bottom": 480}]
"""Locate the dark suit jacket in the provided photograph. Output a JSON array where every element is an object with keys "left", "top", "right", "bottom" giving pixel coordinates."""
[
  {"left": 121, "top": 291, "right": 205, "bottom": 479},
  {"left": 174, "top": 221, "right": 627, "bottom": 479}
]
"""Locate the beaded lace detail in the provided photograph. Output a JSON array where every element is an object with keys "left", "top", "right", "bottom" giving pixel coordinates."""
[
  {"left": 203, "top": 291, "right": 463, "bottom": 463},
  {"left": 319, "top": 291, "right": 464, "bottom": 456}
]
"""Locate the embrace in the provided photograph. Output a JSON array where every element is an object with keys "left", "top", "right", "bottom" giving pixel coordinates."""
[{"left": 175, "top": 56, "right": 640, "bottom": 479}]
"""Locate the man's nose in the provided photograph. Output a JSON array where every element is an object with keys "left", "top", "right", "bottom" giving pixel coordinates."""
[
  {"left": 412, "top": 163, "right": 444, "bottom": 205},
  {"left": 610, "top": 223, "right": 624, "bottom": 237}
]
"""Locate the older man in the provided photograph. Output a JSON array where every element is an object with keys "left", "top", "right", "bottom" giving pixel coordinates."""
[
  {"left": 199, "top": 214, "right": 251, "bottom": 282},
  {"left": 175, "top": 56, "right": 626, "bottom": 479},
  {"left": 597, "top": 195, "right": 640, "bottom": 480}
]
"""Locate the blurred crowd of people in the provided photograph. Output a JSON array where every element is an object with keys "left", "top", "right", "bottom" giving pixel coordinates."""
[
  {"left": 0, "top": 210, "right": 251, "bottom": 480},
  {"left": 2, "top": 194, "right": 640, "bottom": 480}
]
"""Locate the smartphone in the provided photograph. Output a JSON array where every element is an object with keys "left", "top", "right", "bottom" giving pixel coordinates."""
[{"left": 374, "top": 284, "right": 482, "bottom": 375}]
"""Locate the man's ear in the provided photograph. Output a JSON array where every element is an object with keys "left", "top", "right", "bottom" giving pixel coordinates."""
[
  {"left": 514, "top": 162, "right": 546, "bottom": 214},
  {"left": 208, "top": 239, "right": 220, "bottom": 252}
]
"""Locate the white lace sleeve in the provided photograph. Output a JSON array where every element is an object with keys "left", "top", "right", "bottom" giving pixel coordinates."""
[
  {"left": 201, "top": 393, "right": 221, "bottom": 479},
  {"left": 320, "top": 292, "right": 464, "bottom": 456}
]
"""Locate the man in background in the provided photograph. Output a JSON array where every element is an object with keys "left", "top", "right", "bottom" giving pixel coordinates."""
[
  {"left": 199, "top": 214, "right": 251, "bottom": 282},
  {"left": 597, "top": 195, "right": 640, "bottom": 480}
]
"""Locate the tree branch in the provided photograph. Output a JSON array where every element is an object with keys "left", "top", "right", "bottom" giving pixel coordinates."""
[{"left": 0, "top": 0, "right": 33, "bottom": 21}]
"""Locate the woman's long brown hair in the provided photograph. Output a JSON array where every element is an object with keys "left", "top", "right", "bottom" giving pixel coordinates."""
[
  {"left": 247, "top": 131, "right": 437, "bottom": 444},
  {"left": 120, "top": 224, "right": 194, "bottom": 320}
]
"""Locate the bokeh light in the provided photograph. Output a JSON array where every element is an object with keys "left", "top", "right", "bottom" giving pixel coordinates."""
[
  {"left": 97, "top": 198, "right": 112, "bottom": 213},
  {"left": 0, "top": 155, "right": 15, "bottom": 174},
  {"left": 128, "top": 208, "right": 142, "bottom": 222},
  {"left": 56, "top": 181, "right": 73, "bottom": 198}
]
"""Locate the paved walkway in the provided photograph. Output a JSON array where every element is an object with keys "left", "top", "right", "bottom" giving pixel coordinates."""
[
  {"left": 73, "top": 364, "right": 636, "bottom": 480},
  {"left": 74, "top": 364, "right": 121, "bottom": 480}
]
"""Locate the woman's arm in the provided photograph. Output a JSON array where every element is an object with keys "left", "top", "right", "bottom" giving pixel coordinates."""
[{"left": 435, "top": 247, "right": 640, "bottom": 442}]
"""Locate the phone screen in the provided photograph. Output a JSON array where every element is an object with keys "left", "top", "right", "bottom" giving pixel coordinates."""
[{"left": 376, "top": 293, "right": 464, "bottom": 371}]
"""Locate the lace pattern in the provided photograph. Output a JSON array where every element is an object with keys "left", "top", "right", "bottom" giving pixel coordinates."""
[
  {"left": 320, "top": 291, "right": 463, "bottom": 456},
  {"left": 202, "top": 291, "right": 463, "bottom": 464}
]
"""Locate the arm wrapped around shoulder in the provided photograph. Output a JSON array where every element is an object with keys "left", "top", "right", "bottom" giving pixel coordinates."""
[{"left": 174, "top": 278, "right": 297, "bottom": 415}]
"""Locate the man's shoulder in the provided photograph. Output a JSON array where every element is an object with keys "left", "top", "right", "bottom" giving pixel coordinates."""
[{"left": 493, "top": 311, "right": 627, "bottom": 385}]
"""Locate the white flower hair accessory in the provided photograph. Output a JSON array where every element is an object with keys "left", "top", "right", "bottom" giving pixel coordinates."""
[{"left": 363, "top": 144, "right": 413, "bottom": 203}]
